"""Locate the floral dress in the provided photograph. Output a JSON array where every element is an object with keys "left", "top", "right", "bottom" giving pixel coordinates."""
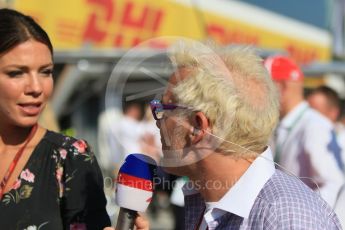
[{"left": 0, "top": 131, "right": 111, "bottom": 230}]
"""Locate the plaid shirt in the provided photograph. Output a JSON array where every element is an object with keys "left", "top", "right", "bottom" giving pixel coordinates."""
[{"left": 184, "top": 170, "right": 342, "bottom": 230}]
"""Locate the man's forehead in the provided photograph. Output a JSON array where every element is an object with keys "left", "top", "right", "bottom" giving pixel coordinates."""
[
  {"left": 162, "top": 67, "right": 193, "bottom": 103},
  {"left": 162, "top": 85, "right": 174, "bottom": 104},
  {"left": 170, "top": 67, "right": 194, "bottom": 83}
]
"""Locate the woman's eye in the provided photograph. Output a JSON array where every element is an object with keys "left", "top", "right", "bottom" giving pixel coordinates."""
[
  {"left": 7, "top": 71, "right": 23, "bottom": 78},
  {"left": 41, "top": 69, "right": 53, "bottom": 76}
]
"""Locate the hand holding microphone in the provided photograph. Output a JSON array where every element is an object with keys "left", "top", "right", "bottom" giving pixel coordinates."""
[{"left": 114, "top": 154, "right": 156, "bottom": 230}]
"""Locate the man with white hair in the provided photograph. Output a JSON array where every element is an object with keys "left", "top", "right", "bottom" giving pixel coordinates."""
[{"left": 150, "top": 41, "right": 342, "bottom": 229}]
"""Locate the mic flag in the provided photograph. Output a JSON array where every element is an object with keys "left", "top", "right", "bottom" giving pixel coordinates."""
[{"left": 115, "top": 154, "right": 157, "bottom": 212}]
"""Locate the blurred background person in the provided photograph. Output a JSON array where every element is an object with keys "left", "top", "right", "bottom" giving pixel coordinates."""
[
  {"left": 97, "top": 106, "right": 123, "bottom": 177},
  {"left": 98, "top": 101, "right": 144, "bottom": 176},
  {"left": 306, "top": 85, "right": 345, "bottom": 172},
  {"left": 264, "top": 55, "right": 345, "bottom": 208},
  {"left": 306, "top": 85, "right": 345, "bottom": 227},
  {"left": 307, "top": 86, "right": 341, "bottom": 124}
]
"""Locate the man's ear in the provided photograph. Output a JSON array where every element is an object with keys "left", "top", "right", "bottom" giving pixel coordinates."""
[{"left": 190, "top": 111, "right": 209, "bottom": 143}]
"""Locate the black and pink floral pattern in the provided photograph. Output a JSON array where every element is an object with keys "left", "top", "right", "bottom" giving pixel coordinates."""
[{"left": 0, "top": 131, "right": 110, "bottom": 230}]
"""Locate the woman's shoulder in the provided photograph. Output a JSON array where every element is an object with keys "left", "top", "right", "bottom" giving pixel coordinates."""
[
  {"left": 43, "top": 130, "right": 92, "bottom": 156},
  {"left": 44, "top": 130, "right": 79, "bottom": 146}
]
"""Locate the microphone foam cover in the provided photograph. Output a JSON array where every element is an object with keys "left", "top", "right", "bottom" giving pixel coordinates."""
[{"left": 115, "top": 154, "right": 157, "bottom": 212}]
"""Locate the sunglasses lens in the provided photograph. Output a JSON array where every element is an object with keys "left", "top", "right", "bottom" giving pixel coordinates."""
[{"left": 150, "top": 99, "right": 164, "bottom": 120}]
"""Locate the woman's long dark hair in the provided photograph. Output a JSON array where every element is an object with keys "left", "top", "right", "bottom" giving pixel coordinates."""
[{"left": 0, "top": 8, "right": 53, "bottom": 56}]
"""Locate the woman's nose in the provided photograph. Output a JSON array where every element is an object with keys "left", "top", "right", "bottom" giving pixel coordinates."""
[{"left": 25, "top": 74, "right": 43, "bottom": 97}]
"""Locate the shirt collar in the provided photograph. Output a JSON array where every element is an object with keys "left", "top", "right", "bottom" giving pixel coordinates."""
[
  {"left": 280, "top": 101, "right": 309, "bottom": 128},
  {"left": 182, "top": 147, "right": 276, "bottom": 219}
]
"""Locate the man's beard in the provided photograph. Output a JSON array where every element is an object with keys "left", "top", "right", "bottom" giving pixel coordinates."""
[{"left": 160, "top": 122, "right": 208, "bottom": 173}]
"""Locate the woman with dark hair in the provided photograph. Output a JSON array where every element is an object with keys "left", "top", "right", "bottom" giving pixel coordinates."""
[{"left": 0, "top": 8, "right": 112, "bottom": 229}]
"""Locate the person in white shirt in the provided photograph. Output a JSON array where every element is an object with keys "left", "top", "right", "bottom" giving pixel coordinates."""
[
  {"left": 264, "top": 55, "right": 345, "bottom": 207},
  {"left": 306, "top": 85, "right": 345, "bottom": 227},
  {"left": 98, "top": 102, "right": 144, "bottom": 173},
  {"left": 307, "top": 85, "right": 345, "bottom": 172}
]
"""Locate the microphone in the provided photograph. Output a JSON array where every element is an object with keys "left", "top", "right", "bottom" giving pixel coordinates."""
[{"left": 115, "top": 154, "right": 157, "bottom": 230}]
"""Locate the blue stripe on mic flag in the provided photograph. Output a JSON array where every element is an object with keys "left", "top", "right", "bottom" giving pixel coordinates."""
[{"left": 119, "top": 154, "right": 156, "bottom": 181}]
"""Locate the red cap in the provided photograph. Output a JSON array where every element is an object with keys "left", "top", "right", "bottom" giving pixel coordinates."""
[{"left": 264, "top": 55, "right": 303, "bottom": 81}]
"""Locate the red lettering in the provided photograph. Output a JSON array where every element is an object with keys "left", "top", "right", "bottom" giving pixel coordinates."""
[
  {"left": 207, "top": 24, "right": 259, "bottom": 45},
  {"left": 151, "top": 9, "right": 164, "bottom": 32},
  {"left": 83, "top": 0, "right": 165, "bottom": 47},
  {"left": 286, "top": 44, "right": 318, "bottom": 64},
  {"left": 83, "top": 14, "right": 107, "bottom": 42},
  {"left": 113, "top": 34, "right": 123, "bottom": 47},
  {"left": 207, "top": 24, "right": 226, "bottom": 44},
  {"left": 112, "top": 2, "right": 165, "bottom": 47},
  {"left": 131, "top": 37, "right": 143, "bottom": 46},
  {"left": 122, "top": 2, "right": 149, "bottom": 29},
  {"left": 83, "top": 0, "right": 114, "bottom": 43}
]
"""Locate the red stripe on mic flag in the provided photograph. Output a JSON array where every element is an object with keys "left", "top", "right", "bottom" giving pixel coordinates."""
[{"left": 117, "top": 173, "right": 153, "bottom": 191}]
